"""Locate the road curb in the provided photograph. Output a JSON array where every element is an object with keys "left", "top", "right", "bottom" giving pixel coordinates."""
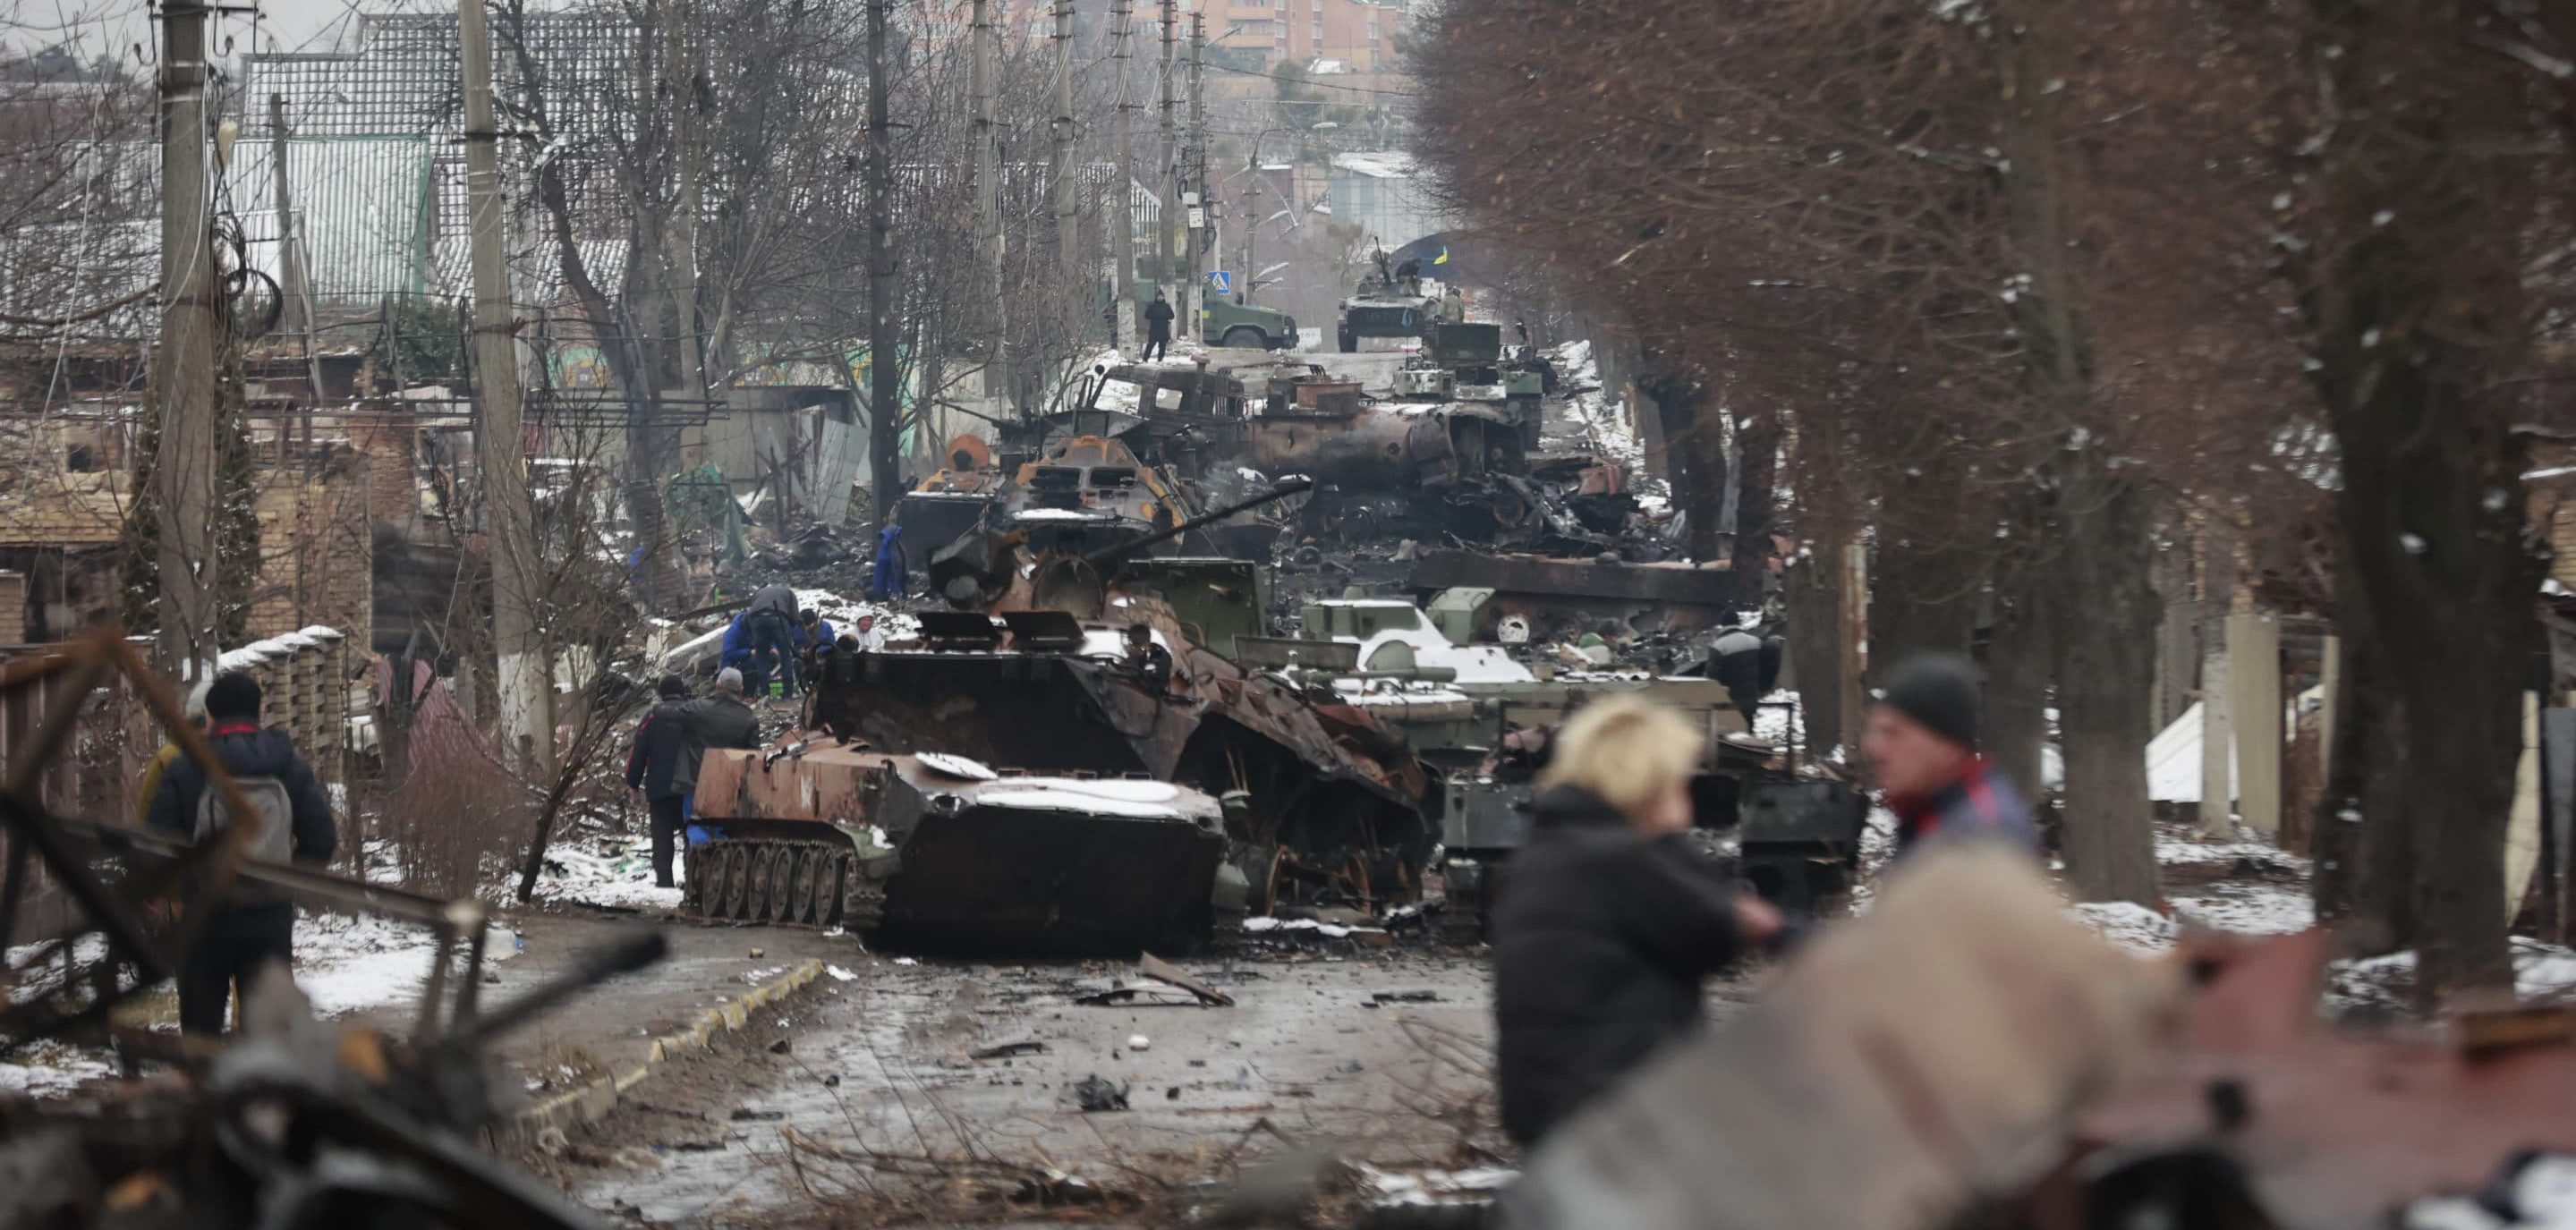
[{"left": 505, "top": 958, "right": 827, "bottom": 1146}]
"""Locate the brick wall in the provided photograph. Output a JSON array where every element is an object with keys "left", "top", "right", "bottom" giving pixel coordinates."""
[{"left": 247, "top": 444, "right": 374, "bottom": 654}]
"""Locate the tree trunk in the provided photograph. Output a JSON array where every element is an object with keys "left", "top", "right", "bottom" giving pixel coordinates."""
[
  {"left": 1640, "top": 372, "right": 1725, "bottom": 563},
  {"left": 1730, "top": 411, "right": 1781, "bottom": 611},
  {"left": 1782, "top": 549, "right": 1846, "bottom": 761},
  {"left": 1983, "top": 571, "right": 2051, "bottom": 806},
  {"left": 2295, "top": 0, "right": 2538, "bottom": 999},
  {"left": 2050, "top": 464, "right": 2162, "bottom": 904}
]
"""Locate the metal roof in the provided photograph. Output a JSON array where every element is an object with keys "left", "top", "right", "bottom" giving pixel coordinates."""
[{"left": 224, "top": 137, "right": 437, "bottom": 305}]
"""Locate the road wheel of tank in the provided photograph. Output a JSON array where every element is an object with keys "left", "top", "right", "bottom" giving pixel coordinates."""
[
  {"left": 714, "top": 846, "right": 747, "bottom": 919},
  {"left": 778, "top": 848, "right": 812, "bottom": 924},
  {"left": 754, "top": 847, "right": 785, "bottom": 920},
  {"left": 1221, "top": 326, "right": 1264, "bottom": 349},
  {"left": 736, "top": 849, "right": 762, "bottom": 916}
]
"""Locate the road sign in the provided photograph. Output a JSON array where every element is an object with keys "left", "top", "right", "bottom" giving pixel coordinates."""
[{"left": 1206, "top": 270, "right": 1233, "bottom": 295}]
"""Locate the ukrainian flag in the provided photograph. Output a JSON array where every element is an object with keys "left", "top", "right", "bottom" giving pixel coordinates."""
[{"left": 1433, "top": 245, "right": 1450, "bottom": 266}]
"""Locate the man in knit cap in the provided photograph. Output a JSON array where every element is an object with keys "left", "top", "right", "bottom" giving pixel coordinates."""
[{"left": 1862, "top": 654, "right": 2038, "bottom": 858}]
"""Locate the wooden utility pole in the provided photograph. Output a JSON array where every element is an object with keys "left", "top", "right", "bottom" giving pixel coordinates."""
[
  {"left": 458, "top": 0, "right": 551, "bottom": 771},
  {"left": 972, "top": 0, "right": 1005, "bottom": 411},
  {"left": 152, "top": 0, "right": 220, "bottom": 681},
  {"left": 266, "top": 95, "right": 326, "bottom": 418},
  {"left": 666, "top": 3, "right": 705, "bottom": 403},
  {"left": 1184, "top": 13, "right": 1204, "bottom": 336},
  {"left": 866, "top": 0, "right": 900, "bottom": 530},
  {"left": 1051, "top": 0, "right": 1078, "bottom": 297},
  {"left": 1110, "top": 0, "right": 1135, "bottom": 347},
  {"left": 1157, "top": 0, "right": 1176, "bottom": 309}
]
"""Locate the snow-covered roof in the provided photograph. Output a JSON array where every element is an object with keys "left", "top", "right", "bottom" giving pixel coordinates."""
[{"left": 1330, "top": 150, "right": 1417, "bottom": 179}]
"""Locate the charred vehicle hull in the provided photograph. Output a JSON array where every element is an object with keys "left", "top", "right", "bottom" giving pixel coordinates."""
[
  {"left": 802, "top": 632, "right": 1431, "bottom": 915},
  {"left": 687, "top": 747, "right": 1227, "bottom": 954}
]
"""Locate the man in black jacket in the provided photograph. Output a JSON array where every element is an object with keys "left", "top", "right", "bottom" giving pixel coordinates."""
[
  {"left": 1143, "top": 290, "right": 1175, "bottom": 361},
  {"left": 625, "top": 674, "right": 696, "bottom": 887},
  {"left": 681, "top": 668, "right": 762, "bottom": 793},
  {"left": 743, "top": 581, "right": 804, "bottom": 698},
  {"left": 1491, "top": 694, "right": 1781, "bottom": 1146},
  {"left": 147, "top": 671, "right": 337, "bottom": 1035}
]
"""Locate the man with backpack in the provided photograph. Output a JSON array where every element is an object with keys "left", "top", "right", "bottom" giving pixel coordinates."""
[
  {"left": 147, "top": 671, "right": 337, "bottom": 1036},
  {"left": 625, "top": 674, "right": 697, "bottom": 889}
]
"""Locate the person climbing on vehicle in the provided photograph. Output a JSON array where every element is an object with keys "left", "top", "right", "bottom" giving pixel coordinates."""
[
  {"left": 744, "top": 581, "right": 803, "bottom": 698},
  {"left": 1491, "top": 693, "right": 1783, "bottom": 1146},
  {"left": 1864, "top": 653, "right": 2039, "bottom": 859},
  {"left": 1143, "top": 289, "right": 1176, "bottom": 362},
  {"left": 1395, "top": 255, "right": 1424, "bottom": 294},
  {"left": 147, "top": 671, "right": 338, "bottom": 1036},
  {"left": 625, "top": 674, "right": 696, "bottom": 889}
]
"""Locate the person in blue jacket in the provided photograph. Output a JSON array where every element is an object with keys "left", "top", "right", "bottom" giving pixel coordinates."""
[
  {"left": 871, "top": 524, "right": 908, "bottom": 600},
  {"left": 718, "top": 610, "right": 755, "bottom": 672}
]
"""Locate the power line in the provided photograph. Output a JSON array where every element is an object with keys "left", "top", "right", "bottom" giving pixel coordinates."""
[{"left": 1206, "top": 62, "right": 1415, "bottom": 98}]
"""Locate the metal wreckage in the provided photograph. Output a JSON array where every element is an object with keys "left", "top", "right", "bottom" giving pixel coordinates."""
[
  {"left": 685, "top": 340, "right": 1866, "bottom": 954},
  {"left": 0, "top": 631, "right": 653, "bottom": 1230}
]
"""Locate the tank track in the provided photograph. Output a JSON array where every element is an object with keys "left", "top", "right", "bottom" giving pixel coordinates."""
[{"left": 686, "top": 839, "right": 885, "bottom": 929}]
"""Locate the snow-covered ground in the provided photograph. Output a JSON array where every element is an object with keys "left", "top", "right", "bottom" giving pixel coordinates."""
[
  {"left": 2, "top": 910, "right": 517, "bottom": 1096},
  {"left": 2063, "top": 822, "right": 2576, "bottom": 1010},
  {"left": 532, "top": 836, "right": 685, "bottom": 912}
]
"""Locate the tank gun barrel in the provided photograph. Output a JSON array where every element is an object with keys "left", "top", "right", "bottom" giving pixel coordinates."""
[{"left": 1082, "top": 479, "right": 1314, "bottom": 569}]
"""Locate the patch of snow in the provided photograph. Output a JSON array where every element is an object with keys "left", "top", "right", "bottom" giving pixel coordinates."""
[
  {"left": 0, "top": 1041, "right": 112, "bottom": 1097},
  {"left": 531, "top": 837, "right": 686, "bottom": 912},
  {"left": 971, "top": 785, "right": 1187, "bottom": 821},
  {"left": 2073, "top": 901, "right": 2180, "bottom": 954}
]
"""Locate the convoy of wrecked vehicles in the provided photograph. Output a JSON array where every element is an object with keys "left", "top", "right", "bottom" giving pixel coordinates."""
[{"left": 683, "top": 340, "right": 1867, "bottom": 953}]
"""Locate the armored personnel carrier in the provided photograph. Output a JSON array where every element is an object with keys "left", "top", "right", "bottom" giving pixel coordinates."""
[
  {"left": 1284, "top": 597, "right": 1869, "bottom": 938},
  {"left": 877, "top": 493, "right": 1438, "bottom": 919},
  {"left": 1335, "top": 271, "right": 1441, "bottom": 352},
  {"left": 687, "top": 746, "right": 1228, "bottom": 953}
]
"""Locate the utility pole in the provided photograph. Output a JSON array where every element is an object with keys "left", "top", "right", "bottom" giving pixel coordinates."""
[
  {"left": 1110, "top": 0, "right": 1135, "bottom": 348},
  {"left": 866, "top": 0, "right": 900, "bottom": 530},
  {"left": 267, "top": 95, "right": 325, "bottom": 420},
  {"left": 1157, "top": 0, "right": 1176, "bottom": 318},
  {"left": 972, "top": 0, "right": 1006, "bottom": 413},
  {"left": 666, "top": 3, "right": 704, "bottom": 404},
  {"left": 459, "top": 0, "right": 550, "bottom": 771},
  {"left": 1050, "top": 1, "right": 1077, "bottom": 302},
  {"left": 151, "top": 0, "right": 219, "bottom": 681},
  {"left": 1185, "top": 13, "right": 1205, "bottom": 338}
]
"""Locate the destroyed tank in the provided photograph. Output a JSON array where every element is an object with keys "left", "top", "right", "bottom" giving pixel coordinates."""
[
  {"left": 686, "top": 744, "right": 1229, "bottom": 953},
  {"left": 888, "top": 488, "right": 1438, "bottom": 918},
  {"left": 1281, "top": 598, "right": 1868, "bottom": 938}
]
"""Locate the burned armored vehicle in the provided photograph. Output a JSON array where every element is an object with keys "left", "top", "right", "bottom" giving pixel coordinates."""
[
  {"left": 688, "top": 746, "right": 1228, "bottom": 953},
  {"left": 864, "top": 491, "right": 1438, "bottom": 919},
  {"left": 1280, "top": 597, "right": 1868, "bottom": 937}
]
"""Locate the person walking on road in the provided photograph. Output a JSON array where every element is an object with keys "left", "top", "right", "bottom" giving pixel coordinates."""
[
  {"left": 147, "top": 671, "right": 338, "bottom": 1036},
  {"left": 625, "top": 674, "right": 696, "bottom": 888},
  {"left": 1864, "top": 654, "right": 2039, "bottom": 859},
  {"left": 1491, "top": 693, "right": 1783, "bottom": 1146},
  {"left": 1143, "top": 290, "right": 1176, "bottom": 361}
]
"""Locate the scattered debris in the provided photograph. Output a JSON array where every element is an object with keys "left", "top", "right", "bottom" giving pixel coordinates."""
[
  {"left": 1072, "top": 1074, "right": 1130, "bottom": 1112},
  {"left": 969, "top": 1040, "right": 1050, "bottom": 1060},
  {"left": 1126, "top": 1033, "right": 1152, "bottom": 1052},
  {"left": 1139, "top": 951, "right": 1237, "bottom": 1006}
]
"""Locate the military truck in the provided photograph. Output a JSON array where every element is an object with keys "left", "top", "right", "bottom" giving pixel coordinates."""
[{"left": 1204, "top": 297, "right": 1300, "bottom": 351}]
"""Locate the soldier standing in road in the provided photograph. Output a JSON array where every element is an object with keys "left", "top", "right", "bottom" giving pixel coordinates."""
[
  {"left": 625, "top": 674, "right": 696, "bottom": 888},
  {"left": 1143, "top": 289, "right": 1176, "bottom": 361}
]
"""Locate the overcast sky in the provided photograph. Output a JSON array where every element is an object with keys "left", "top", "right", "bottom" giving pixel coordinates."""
[{"left": 8, "top": 0, "right": 445, "bottom": 68}]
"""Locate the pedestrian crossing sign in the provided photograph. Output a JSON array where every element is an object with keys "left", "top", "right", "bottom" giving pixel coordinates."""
[{"left": 1207, "top": 270, "right": 1233, "bottom": 295}]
